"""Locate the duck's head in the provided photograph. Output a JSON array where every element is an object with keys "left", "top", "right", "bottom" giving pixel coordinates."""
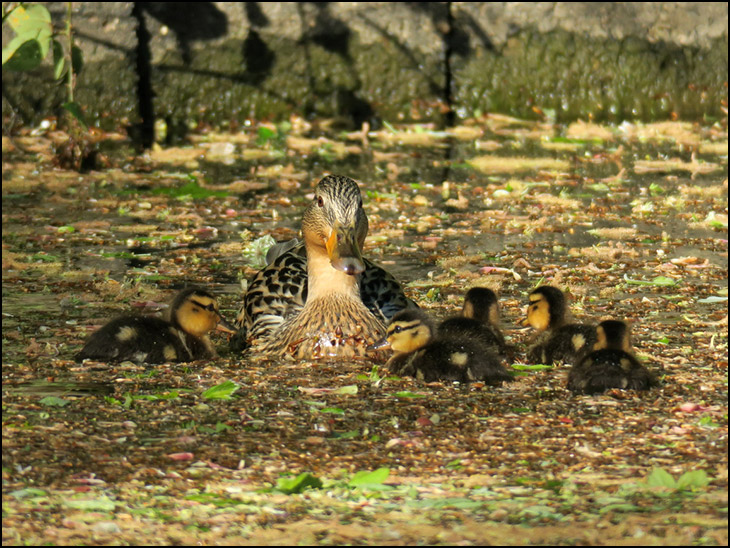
[
  {"left": 302, "top": 175, "right": 368, "bottom": 276},
  {"left": 463, "top": 287, "right": 500, "bottom": 326},
  {"left": 369, "top": 309, "right": 433, "bottom": 354},
  {"left": 594, "top": 319, "right": 632, "bottom": 352},
  {"left": 525, "top": 286, "right": 567, "bottom": 331},
  {"left": 170, "top": 288, "right": 235, "bottom": 338}
]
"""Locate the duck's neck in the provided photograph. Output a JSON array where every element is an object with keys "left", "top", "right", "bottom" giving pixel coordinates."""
[{"left": 306, "top": 245, "right": 360, "bottom": 300}]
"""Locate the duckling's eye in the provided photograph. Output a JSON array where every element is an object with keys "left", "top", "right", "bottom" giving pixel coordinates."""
[
  {"left": 316, "top": 196, "right": 324, "bottom": 207},
  {"left": 393, "top": 325, "right": 402, "bottom": 334}
]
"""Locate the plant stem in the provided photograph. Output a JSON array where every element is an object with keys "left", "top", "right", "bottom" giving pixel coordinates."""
[{"left": 66, "top": 2, "right": 73, "bottom": 103}]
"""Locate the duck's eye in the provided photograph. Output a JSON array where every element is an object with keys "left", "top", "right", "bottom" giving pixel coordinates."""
[
  {"left": 393, "top": 325, "right": 402, "bottom": 334},
  {"left": 316, "top": 196, "right": 324, "bottom": 207}
]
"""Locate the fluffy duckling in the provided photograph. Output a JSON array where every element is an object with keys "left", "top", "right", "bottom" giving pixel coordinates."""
[
  {"left": 525, "top": 286, "right": 597, "bottom": 364},
  {"left": 76, "top": 287, "right": 235, "bottom": 363},
  {"left": 438, "top": 287, "right": 508, "bottom": 357},
  {"left": 568, "top": 320, "right": 658, "bottom": 394},
  {"left": 371, "top": 309, "right": 513, "bottom": 385}
]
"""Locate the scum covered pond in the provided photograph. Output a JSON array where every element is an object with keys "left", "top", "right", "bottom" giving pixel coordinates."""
[{"left": 2, "top": 115, "right": 728, "bottom": 545}]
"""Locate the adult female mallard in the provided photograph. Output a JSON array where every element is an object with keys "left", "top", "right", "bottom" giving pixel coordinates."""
[{"left": 234, "top": 175, "right": 413, "bottom": 359}]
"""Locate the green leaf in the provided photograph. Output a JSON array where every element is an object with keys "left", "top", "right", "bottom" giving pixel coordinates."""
[
  {"left": 676, "top": 470, "right": 710, "bottom": 490},
  {"left": 71, "top": 44, "right": 84, "bottom": 74},
  {"left": 61, "top": 102, "right": 88, "bottom": 130},
  {"left": 7, "top": 5, "right": 52, "bottom": 55},
  {"left": 623, "top": 274, "right": 677, "bottom": 287},
  {"left": 646, "top": 467, "right": 676, "bottom": 489},
  {"left": 10, "top": 488, "right": 48, "bottom": 500},
  {"left": 334, "top": 385, "right": 358, "bottom": 395},
  {"left": 52, "top": 39, "right": 65, "bottom": 79},
  {"left": 394, "top": 391, "right": 426, "bottom": 399},
  {"left": 39, "top": 396, "right": 70, "bottom": 407},
  {"left": 275, "top": 472, "right": 323, "bottom": 494},
  {"left": 511, "top": 363, "right": 553, "bottom": 371},
  {"left": 320, "top": 407, "right": 345, "bottom": 414},
  {"left": 63, "top": 497, "right": 116, "bottom": 511},
  {"left": 3, "top": 37, "right": 43, "bottom": 70},
  {"left": 348, "top": 467, "right": 390, "bottom": 487},
  {"left": 202, "top": 380, "right": 240, "bottom": 400}
]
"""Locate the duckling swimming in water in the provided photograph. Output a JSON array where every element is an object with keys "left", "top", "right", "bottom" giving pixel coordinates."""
[
  {"left": 568, "top": 319, "right": 658, "bottom": 394},
  {"left": 438, "top": 287, "right": 509, "bottom": 357},
  {"left": 76, "top": 287, "right": 234, "bottom": 364},
  {"left": 525, "top": 286, "right": 597, "bottom": 364},
  {"left": 235, "top": 175, "right": 412, "bottom": 359},
  {"left": 371, "top": 308, "right": 513, "bottom": 384}
]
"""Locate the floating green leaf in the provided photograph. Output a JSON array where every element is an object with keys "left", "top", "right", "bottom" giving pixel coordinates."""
[
  {"left": 202, "top": 380, "right": 240, "bottom": 400},
  {"left": 275, "top": 472, "right": 323, "bottom": 494},
  {"left": 623, "top": 274, "right": 677, "bottom": 287},
  {"left": 348, "top": 467, "right": 390, "bottom": 487},
  {"left": 39, "top": 396, "right": 70, "bottom": 407}
]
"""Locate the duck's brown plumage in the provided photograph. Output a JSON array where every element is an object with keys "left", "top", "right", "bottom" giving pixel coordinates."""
[{"left": 235, "top": 175, "right": 412, "bottom": 359}]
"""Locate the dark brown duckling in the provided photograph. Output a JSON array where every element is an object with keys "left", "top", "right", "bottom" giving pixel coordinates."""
[
  {"left": 568, "top": 319, "right": 658, "bottom": 394},
  {"left": 76, "top": 287, "right": 235, "bottom": 364},
  {"left": 371, "top": 308, "right": 513, "bottom": 385},
  {"left": 438, "top": 287, "right": 509, "bottom": 358},
  {"left": 525, "top": 286, "right": 597, "bottom": 364}
]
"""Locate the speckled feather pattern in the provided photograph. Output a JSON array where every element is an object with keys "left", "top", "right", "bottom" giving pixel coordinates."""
[{"left": 236, "top": 241, "right": 411, "bottom": 347}]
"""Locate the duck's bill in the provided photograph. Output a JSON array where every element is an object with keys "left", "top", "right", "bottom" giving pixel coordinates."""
[
  {"left": 326, "top": 224, "right": 365, "bottom": 275},
  {"left": 367, "top": 337, "right": 391, "bottom": 351},
  {"left": 216, "top": 316, "right": 237, "bottom": 334}
]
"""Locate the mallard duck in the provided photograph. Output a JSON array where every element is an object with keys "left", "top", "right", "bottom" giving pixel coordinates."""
[
  {"left": 568, "top": 319, "right": 658, "bottom": 394},
  {"left": 76, "top": 287, "right": 234, "bottom": 363},
  {"left": 370, "top": 308, "right": 513, "bottom": 384},
  {"left": 234, "top": 175, "right": 413, "bottom": 359},
  {"left": 525, "top": 285, "right": 597, "bottom": 364},
  {"left": 438, "top": 287, "right": 509, "bottom": 357}
]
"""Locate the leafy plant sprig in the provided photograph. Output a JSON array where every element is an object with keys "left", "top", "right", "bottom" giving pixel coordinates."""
[{"left": 3, "top": 2, "right": 86, "bottom": 128}]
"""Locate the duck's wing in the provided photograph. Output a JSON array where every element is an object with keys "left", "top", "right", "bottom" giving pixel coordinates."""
[
  {"left": 236, "top": 244, "right": 308, "bottom": 343},
  {"left": 360, "top": 258, "right": 415, "bottom": 323}
]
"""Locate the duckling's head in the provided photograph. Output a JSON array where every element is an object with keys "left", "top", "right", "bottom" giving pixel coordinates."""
[
  {"left": 463, "top": 287, "right": 500, "bottom": 326},
  {"left": 302, "top": 175, "right": 368, "bottom": 276},
  {"left": 170, "top": 288, "right": 235, "bottom": 338},
  {"left": 369, "top": 309, "right": 434, "bottom": 354},
  {"left": 525, "top": 286, "right": 567, "bottom": 331},
  {"left": 594, "top": 319, "right": 632, "bottom": 352}
]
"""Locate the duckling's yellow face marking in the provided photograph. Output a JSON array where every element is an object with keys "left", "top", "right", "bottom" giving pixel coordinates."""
[
  {"left": 594, "top": 321, "right": 632, "bottom": 352},
  {"left": 176, "top": 295, "right": 223, "bottom": 338},
  {"left": 463, "top": 301, "right": 476, "bottom": 320},
  {"left": 116, "top": 326, "right": 138, "bottom": 342},
  {"left": 385, "top": 319, "right": 431, "bottom": 354},
  {"left": 526, "top": 294, "right": 551, "bottom": 331}
]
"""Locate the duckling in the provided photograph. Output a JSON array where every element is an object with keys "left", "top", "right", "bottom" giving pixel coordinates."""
[
  {"left": 525, "top": 285, "right": 597, "bottom": 364},
  {"left": 438, "top": 287, "right": 509, "bottom": 357},
  {"left": 235, "top": 175, "right": 413, "bottom": 359},
  {"left": 371, "top": 309, "right": 513, "bottom": 384},
  {"left": 568, "top": 320, "right": 658, "bottom": 394},
  {"left": 76, "top": 287, "right": 235, "bottom": 364}
]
